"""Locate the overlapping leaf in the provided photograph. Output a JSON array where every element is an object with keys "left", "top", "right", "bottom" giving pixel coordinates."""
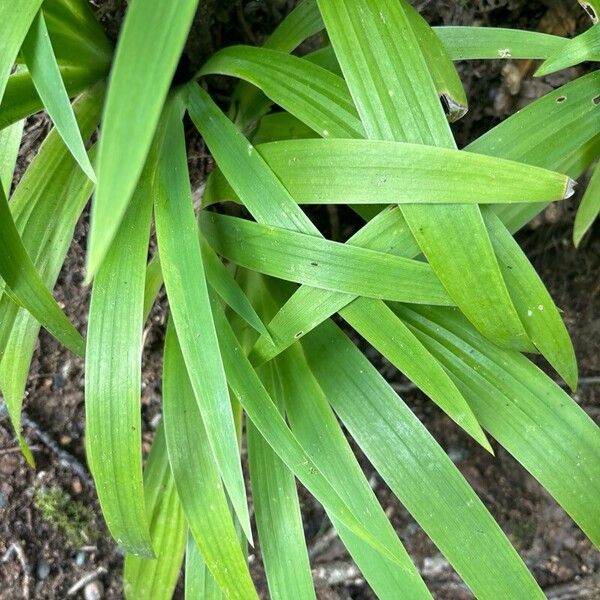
[
  {"left": 162, "top": 322, "right": 257, "bottom": 600},
  {"left": 85, "top": 147, "right": 154, "bottom": 557},
  {"left": 87, "top": 0, "right": 199, "bottom": 278},
  {"left": 574, "top": 161, "right": 600, "bottom": 246},
  {"left": 22, "top": 10, "right": 96, "bottom": 180},
  {"left": 123, "top": 425, "right": 186, "bottom": 600},
  {"left": 153, "top": 98, "right": 251, "bottom": 542}
]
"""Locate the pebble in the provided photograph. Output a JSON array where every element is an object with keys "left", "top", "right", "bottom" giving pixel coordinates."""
[
  {"left": 422, "top": 555, "right": 450, "bottom": 578},
  {"left": 37, "top": 560, "right": 50, "bottom": 580},
  {"left": 84, "top": 580, "right": 104, "bottom": 600},
  {"left": 0, "top": 492, "right": 6, "bottom": 510},
  {"left": 75, "top": 551, "right": 86, "bottom": 567},
  {"left": 71, "top": 478, "right": 82, "bottom": 495}
]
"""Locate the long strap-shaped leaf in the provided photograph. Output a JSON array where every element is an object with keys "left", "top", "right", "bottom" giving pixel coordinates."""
[
  {"left": 241, "top": 42, "right": 595, "bottom": 387},
  {"left": 21, "top": 11, "right": 96, "bottom": 181},
  {"left": 574, "top": 161, "right": 600, "bottom": 246},
  {"left": 85, "top": 149, "right": 154, "bottom": 557},
  {"left": 162, "top": 322, "right": 258, "bottom": 600},
  {"left": 276, "top": 341, "right": 431, "bottom": 599},
  {"left": 153, "top": 98, "right": 251, "bottom": 542},
  {"left": 200, "top": 212, "right": 452, "bottom": 305},
  {"left": 41, "top": 0, "right": 113, "bottom": 70},
  {"left": 188, "top": 85, "right": 488, "bottom": 450},
  {"left": 201, "top": 46, "right": 364, "bottom": 139},
  {"left": 255, "top": 139, "right": 572, "bottom": 203},
  {"left": 87, "top": 0, "right": 199, "bottom": 278},
  {"left": 394, "top": 304, "right": 600, "bottom": 548},
  {"left": 123, "top": 425, "right": 186, "bottom": 600},
  {"left": 247, "top": 362, "right": 316, "bottom": 600},
  {"left": 317, "top": 0, "right": 528, "bottom": 351},
  {"left": 0, "top": 88, "right": 101, "bottom": 464},
  {"left": 0, "top": 118, "right": 23, "bottom": 192},
  {"left": 436, "top": 26, "right": 568, "bottom": 59},
  {"left": 536, "top": 23, "right": 600, "bottom": 76},
  {"left": 184, "top": 533, "right": 225, "bottom": 600},
  {"left": 0, "top": 65, "right": 105, "bottom": 131},
  {"left": 0, "top": 181, "right": 84, "bottom": 357},
  {"left": 210, "top": 293, "right": 409, "bottom": 567},
  {"left": 299, "top": 316, "right": 544, "bottom": 598},
  {"left": 487, "top": 72, "right": 600, "bottom": 233},
  {"left": 0, "top": 0, "right": 43, "bottom": 102}
]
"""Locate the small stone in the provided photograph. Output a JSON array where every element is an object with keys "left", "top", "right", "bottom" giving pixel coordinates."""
[
  {"left": 84, "top": 580, "right": 104, "bottom": 600},
  {"left": 149, "top": 413, "right": 162, "bottom": 430},
  {"left": 0, "top": 492, "right": 7, "bottom": 510},
  {"left": 71, "top": 478, "right": 82, "bottom": 495},
  {"left": 422, "top": 555, "right": 450, "bottom": 578},
  {"left": 75, "top": 551, "right": 86, "bottom": 567},
  {"left": 37, "top": 560, "right": 50, "bottom": 580}
]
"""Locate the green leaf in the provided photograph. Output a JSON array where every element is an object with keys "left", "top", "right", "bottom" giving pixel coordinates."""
[
  {"left": 201, "top": 212, "right": 452, "bottom": 305},
  {"left": 251, "top": 112, "right": 317, "bottom": 145},
  {"left": 162, "top": 322, "right": 258, "bottom": 600},
  {"left": 190, "top": 82, "right": 489, "bottom": 450},
  {"left": 250, "top": 206, "right": 420, "bottom": 364},
  {"left": 141, "top": 244, "right": 269, "bottom": 341},
  {"left": 0, "top": 0, "right": 42, "bottom": 102},
  {"left": 339, "top": 297, "right": 491, "bottom": 451},
  {"left": 316, "top": 0, "right": 529, "bottom": 351},
  {"left": 184, "top": 533, "right": 224, "bottom": 600},
  {"left": 574, "top": 161, "right": 600, "bottom": 246},
  {"left": 0, "top": 118, "right": 23, "bottom": 192},
  {"left": 469, "top": 71, "right": 600, "bottom": 231},
  {"left": 200, "top": 238, "right": 270, "bottom": 339},
  {"left": 187, "top": 83, "right": 320, "bottom": 237},
  {"left": 395, "top": 303, "right": 600, "bottom": 548},
  {"left": 0, "top": 88, "right": 100, "bottom": 466},
  {"left": 436, "top": 26, "right": 568, "bottom": 60},
  {"left": 21, "top": 11, "right": 96, "bottom": 181},
  {"left": 0, "top": 64, "right": 105, "bottom": 131},
  {"left": 85, "top": 148, "right": 154, "bottom": 557},
  {"left": 231, "top": 0, "right": 323, "bottom": 130},
  {"left": 42, "top": 0, "right": 113, "bottom": 70},
  {"left": 300, "top": 318, "right": 544, "bottom": 599},
  {"left": 153, "top": 99, "right": 251, "bottom": 543},
  {"left": 264, "top": 0, "right": 321, "bottom": 52},
  {"left": 405, "top": 5, "right": 467, "bottom": 121},
  {"left": 277, "top": 342, "right": 431, "bottom": 599},
  {"left": 536, "top": 24, "right": 600, "bottom": 76},
  {"left": 87, "top": 0, "right": 199, "bottom": 279},
  {"left": 211, "top": 295, "right": 408, "bottom": 568},
  {"left": 482, "top": 209, "right": 577, "bottom": 389},
  {"left": 201, "top": 46, "right": 364, "bottom": 139},
  {"left": 247, "top": 362, "right": 316, "bottom": 600},
  {"left": 123, "top": 425, "right": 186, "bottom": 600},
  {"left": 0, "top": 180, "right": 83, "bottom": 357},
  {"left": 255, "top": 139, "right": 574, "bottom": 204}
]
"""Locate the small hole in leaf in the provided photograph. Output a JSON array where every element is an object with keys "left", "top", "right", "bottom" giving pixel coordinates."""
[
  {"left": 593, "top": 95, "right": 600, "bottom": 105},
  {"left": 294, "top": 331, "right": 304, "bottom": 339},
  {"left": 582, "top": 3, "right": 598, "bottom": 21},
  {"left": 556, "top": 95, "right": 567, "bottom": 103},
  {"left": 310, "top": 261, "right": 318, "bottom": 267}
]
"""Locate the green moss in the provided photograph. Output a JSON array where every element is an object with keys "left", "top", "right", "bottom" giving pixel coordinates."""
[{"left": 33, "top": 488, "right": 99, "bottom": 548}]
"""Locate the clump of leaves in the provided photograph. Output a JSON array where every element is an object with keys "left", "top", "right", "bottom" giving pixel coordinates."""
[
  {"left": 1, "top": 0, "right": 599, "bottom": 599},
  {"left": 33, "top": 487, "right": 99, "bottom": 548}
]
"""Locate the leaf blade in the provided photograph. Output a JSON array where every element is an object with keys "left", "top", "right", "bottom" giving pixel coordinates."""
[{"left": 87, "top": 0, "right": 200, "bottom": 278}]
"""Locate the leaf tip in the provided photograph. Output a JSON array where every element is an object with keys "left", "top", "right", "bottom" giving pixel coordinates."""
[{"left": 564, "top": 178, "right": 577, "bottom": 199}]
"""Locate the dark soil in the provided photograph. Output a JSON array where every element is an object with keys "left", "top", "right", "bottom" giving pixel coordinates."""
[{"left": 1, "top": 1, "right": 599, "bottom": 598}]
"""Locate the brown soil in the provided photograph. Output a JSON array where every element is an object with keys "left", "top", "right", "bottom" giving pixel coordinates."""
[{"left": 1, "top": 1, "right": 599, "bottom": 598}]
